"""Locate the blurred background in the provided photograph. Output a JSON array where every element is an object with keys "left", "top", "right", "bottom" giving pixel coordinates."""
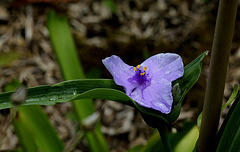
[{"left": 0, "top": 0, "right": 239, "bottom": 151}]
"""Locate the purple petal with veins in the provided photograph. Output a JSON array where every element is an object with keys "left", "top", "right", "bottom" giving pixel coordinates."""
[{"left": 102, "top": 53, "right": 184, "bottom": 114}]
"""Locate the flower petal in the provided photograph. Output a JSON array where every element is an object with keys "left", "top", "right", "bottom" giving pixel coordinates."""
[
  {"left": 129, "top": 78, "right": 173, "bottom": 113},
  {"left": 128, "top": 87, "right": 151, "bottom": 107},
  {"left": 103, "top": 53, "right": 184, "bottom": 114},
  {"left": 141, "top": 53, "right": 184, "bottom": 81},
  {"left": 102, "top": 55, "right": 138, "bottom": 95},
  {"left": 143, "top": 78, "right": 173, "bottom": 113}
]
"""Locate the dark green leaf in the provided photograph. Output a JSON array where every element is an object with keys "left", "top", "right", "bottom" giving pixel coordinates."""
[
  {"left": 0, "top": 52, "right": 207, "bottom": 123},
  {"left": 216, "top": 93, "right": 240, "bottom": 152},
  {"left": 0, "top": 79, "right": 127, "bottom": 109},
  {"left": 5, "top": 80, "right": 64, "bottom": 152}
]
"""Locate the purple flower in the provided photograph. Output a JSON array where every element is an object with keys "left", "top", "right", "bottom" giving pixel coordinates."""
[{"left": 102, "top": 53, "right": 184, "bottom": 114}]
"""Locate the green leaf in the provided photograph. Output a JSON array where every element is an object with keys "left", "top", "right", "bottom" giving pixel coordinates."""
[
  {"left": 0, "top": 51, "right": 20, "bottom": 67},
  {"left": 103, "top": 0, "right": 117, "bottom": 13},
  {"left": 221, "top": 84, "right": 238, "bottom": 111},
  {"left": 140, "top": 122, "right": 196, "bottom": 152},
  {"left": 197, "top": 84, "right": 238, "bottom": 130},
  {"left": 3, "top": 78, "right": 21, "bottom": 92},
  {"left": 47, "top": 11, "right": 85, "bottom": 80},
  {"left": 197, "top": 112, "right": 202, "bottom": 130},
  {"left": 168, "top": 51, "right": 208, "bottom": 122},
  {"left": 0, "top": 51, "right": 207, "bottom": 123},
  {"left": 13, "top": 113, "right": 38, "bottom": 152},
  {"left": 173, "top": 125, "right": 199, "bottom": 152},
  {"left": 14, "top": 106, "right": 64, "bottom": 152},
  {"left": 216, "top": 93, "right": 240, "bottom": 152},
  {"left": 47, "top": 10, "right": 109, "bottom": 152},
  {"left": 0, "top": 79, "right": 129, "bottom": 109},
  {"left": 128, "top": 145, "right": 144, "bottom": 152},
  {"left": 5, "top": 80, "right": 64, "bottom": 152}
]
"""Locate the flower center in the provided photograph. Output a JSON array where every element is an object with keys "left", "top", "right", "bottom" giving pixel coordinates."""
[
  {"left": 134, "top": 65, "right": 147, "bottom": 76},
  {"left": 128, "top": 65, "right": 150, "bottom": 86}
]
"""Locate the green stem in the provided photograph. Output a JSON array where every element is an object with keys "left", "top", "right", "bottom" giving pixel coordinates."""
[
  {"left": 198, "top": 0, "right": 238, "bottom": 152},
  {"left": 157, "top": 126, "right": 172, "bottom": 152}
]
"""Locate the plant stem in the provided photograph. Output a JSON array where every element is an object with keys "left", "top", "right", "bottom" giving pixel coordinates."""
[
  {"left": 157, "top": 126, "right": 172, "bottom": 152},
  {"left": 198, "top": 0, "right": 238, "bottom": 152}
]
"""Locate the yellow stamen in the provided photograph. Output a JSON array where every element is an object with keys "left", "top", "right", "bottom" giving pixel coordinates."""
[
  {"left": 134, "top": 67, "right": 137, "bottom": 71},
  {"left": 140, "top": 72, "right": 145, "bottom": 76},
  {"left": 144, "top": 66, "right": 147, "bottom": 71},
  {"left": 137, "top": 65, "right": 140, "bottom": 69}
]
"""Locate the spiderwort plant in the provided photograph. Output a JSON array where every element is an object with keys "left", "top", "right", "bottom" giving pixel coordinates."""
[
  {"left": 103, "top": 53, "right": 184, "bottom": 152},
  {"left": 0, "top": 51, "right": 207, "bottom": 151}
]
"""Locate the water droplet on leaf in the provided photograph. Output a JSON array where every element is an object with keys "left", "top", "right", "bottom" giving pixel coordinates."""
[{"left": 50, "top": 96, "right": 58, "bottom": 101}]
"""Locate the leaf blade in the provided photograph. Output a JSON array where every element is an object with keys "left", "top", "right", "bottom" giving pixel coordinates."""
[
  {"left": 15, "top": 106, "right": 64, "bottom": 152},
  {"left": 0, "top": 51, "right": 208, "bottom": 123},
  {"left": 0, "top": 79, "right": 130, "bottom": 110},
  {"left": 216, "top": 93, "right": 240, "bottom": 152}
]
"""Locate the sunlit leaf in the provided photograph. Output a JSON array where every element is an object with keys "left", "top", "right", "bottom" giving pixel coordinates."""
[
  {"left": 173, "top": 125, "right": 199, "bottom": 152},
  {"left": 140, "top": 122, "right": 196, "bottom": 152},
  {"left": 47, "top": 10, "right": 109, "bottom": 152}
]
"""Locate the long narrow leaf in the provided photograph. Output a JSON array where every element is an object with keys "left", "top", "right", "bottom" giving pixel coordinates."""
[
  {"left": 14, "top": 106, "right": 64, "bottom": 152},
  {"left": 47, "top": 10, "right": 108, "bottom": 152},
  {"left": 6, "top": 81, "right": 64, "bottom": 152},
  {"left": 0, "top": 52, "right": 207, "bottom": 123},
  {"left": 13, "top": 112, "right": 38, "bottom": 152},
  {"left": 216, "top": 93, "right": 240, "bottom": 152},
  {"left": 0, "top": 79, "right": 130, "bottom": 109}
]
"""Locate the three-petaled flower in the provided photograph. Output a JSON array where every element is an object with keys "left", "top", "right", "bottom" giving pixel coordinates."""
[{"left": 102, "top": 53, "right": 184, "bottom": 114}]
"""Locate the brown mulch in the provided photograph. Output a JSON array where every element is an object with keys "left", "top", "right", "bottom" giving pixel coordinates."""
[{"left": 0, "top": 0, "right": 239, "bottom": 151}]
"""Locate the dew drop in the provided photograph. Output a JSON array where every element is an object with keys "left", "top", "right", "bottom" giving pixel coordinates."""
[
  {"left": 50, "top": 96, "right": 58, "bottom": 101},
  {"left": 73, "top": 90, "right": 77, "bottom": 96}
]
